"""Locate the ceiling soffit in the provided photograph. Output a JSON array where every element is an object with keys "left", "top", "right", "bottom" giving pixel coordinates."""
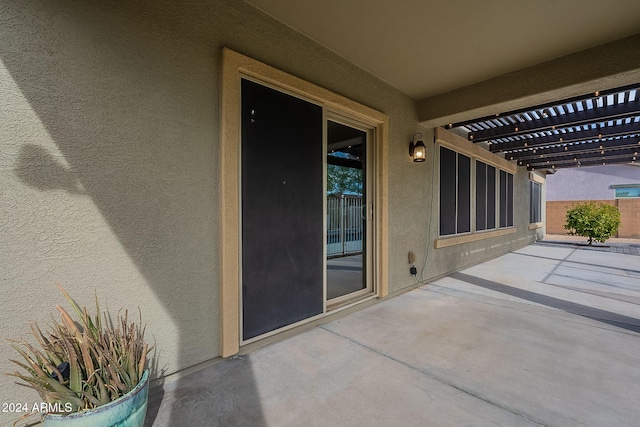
[{"left": 245, "top": 0, "right": 640, "bottom": 100}]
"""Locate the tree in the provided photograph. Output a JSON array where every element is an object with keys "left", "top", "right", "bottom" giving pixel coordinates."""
[
  {"left": 327, "top": 164, "right": 363, "bottom": 195},
  {"left": 564, "top": 202, "right": 621, "bottom": 245}
]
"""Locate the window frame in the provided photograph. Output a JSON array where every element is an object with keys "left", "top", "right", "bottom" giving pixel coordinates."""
[
  {"left": 529, "top": 180, "right": 542, "bottom": 224},
  {"left": 528, "top": 172, "right": 545, "bottom": 229},
  {"left": 499, "top": 170, "right": 514, "bottom": 228},
  {"left": 439, "top": 146, "right": 471, "bottom": 236},
  {"left": 475, "top": 160, "right": 497, "bottom": 232},
  {"left": 434, "top": 128, "right": 518, "bottom": 249},
  {"left": 220, "top": 48, "right": 389, "bottom": 357}
]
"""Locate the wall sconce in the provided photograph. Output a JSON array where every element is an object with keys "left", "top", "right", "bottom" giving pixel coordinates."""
[{"left": 409, "top": 133, "right": 426, "bottom": 162}]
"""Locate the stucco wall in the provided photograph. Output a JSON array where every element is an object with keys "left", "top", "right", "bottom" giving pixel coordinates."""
[
  {"left": 1, "top": 0, "right": 538, "bottom": 419},
  {"left": 389, "top": 141, "right": 540, "bottom": 292},
  {"left": 1, "top": 1, "right": 224, "bottom": 416}
]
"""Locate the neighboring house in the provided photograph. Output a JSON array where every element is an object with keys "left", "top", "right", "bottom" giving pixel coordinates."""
[
  {"left": 547, "top": 164, "right": 640, "bottom": 201},
  {"left": 1, "top": 1, "right": 639, "bottom": 420},
  {"left": 546, "top": 164, "right": 640, "bottom": 237}
]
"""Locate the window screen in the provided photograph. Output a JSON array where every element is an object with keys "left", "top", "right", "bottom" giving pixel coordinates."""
[
  {"left": 476, "top": 161, "right": 496, "bottom": 231},
  {"left": 499, "top": 170, "right": 514, "bottom": 228},
  {"left": 530, "top": 181, "right": 542, "bottom": 223},
  {"left": 440, "top": 146, "right": 471, "bottom": 235}
]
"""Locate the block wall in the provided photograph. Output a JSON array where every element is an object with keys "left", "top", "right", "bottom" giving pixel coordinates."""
[{"left": 546, "top": 199, "right": 639, "bottom": 238}]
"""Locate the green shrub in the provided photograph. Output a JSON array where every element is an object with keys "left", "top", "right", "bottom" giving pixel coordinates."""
[{"left": 564, "top": 202, "right": 621, "bottom": 245}]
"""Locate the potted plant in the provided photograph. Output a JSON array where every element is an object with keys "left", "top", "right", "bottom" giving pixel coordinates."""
[{"left": 6, "top": 286, "right": 153, "bottom": 426}]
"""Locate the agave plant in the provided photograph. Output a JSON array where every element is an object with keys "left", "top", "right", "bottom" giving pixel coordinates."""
[{"left": 6, "top": 286, "right": 153, "bottom": 415}]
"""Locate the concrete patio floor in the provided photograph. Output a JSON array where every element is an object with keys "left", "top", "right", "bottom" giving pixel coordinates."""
[
  {"left": 145, "top": 242, "right": 640, "bottom": 427},
  {"left": 542, "top": 234, "right": 640, "bottom": 256}
]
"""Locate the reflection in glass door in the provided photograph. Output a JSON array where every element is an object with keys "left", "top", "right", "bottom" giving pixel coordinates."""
[{"left": 326, "top": 119, "right": 370, "bottom": 304}]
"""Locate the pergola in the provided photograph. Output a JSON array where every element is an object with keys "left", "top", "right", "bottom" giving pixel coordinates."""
[{"left": 448, "top": 84, "right": 640, "bottom": 172}]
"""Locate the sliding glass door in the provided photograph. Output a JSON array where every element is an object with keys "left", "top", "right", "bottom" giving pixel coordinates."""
[
  {"left": 326, "top": 118, "right": 372, "bottom": 306},
  {"left": 240, "top": 79, "right": 375, "bottom": 342}
]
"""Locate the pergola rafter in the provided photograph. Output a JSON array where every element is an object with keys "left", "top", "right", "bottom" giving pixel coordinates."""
[{"left": 447, "top": 84, "right": 640, "bottom": 171}]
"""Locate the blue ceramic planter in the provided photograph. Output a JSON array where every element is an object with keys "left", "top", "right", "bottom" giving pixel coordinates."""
[{"left": 43, "top": 370, "right": 149, "bottom": 427}]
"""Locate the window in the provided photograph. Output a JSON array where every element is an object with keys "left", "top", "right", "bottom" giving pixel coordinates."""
[
  {"left": 530, "top": 181, "right": 542, "bottom": 223},
  {"left": 612, "top": 185, "right": 640, "bottom": 198},
  {"left": 434, "top": 128, "right": 518, "bottom": 249},
  {"left": 499, "top": 170, "right": 514, "bottom": 227},
  {"left": 440, "top": 146, "right": 470, "bottom": 236},
  {"left": 476, "top": 161, "right": 496, "bottom": 231}
]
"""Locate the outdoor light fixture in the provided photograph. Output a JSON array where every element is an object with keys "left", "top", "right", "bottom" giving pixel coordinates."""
[{"left": 409, "top": 132, "right": 426, "bottom": 162}]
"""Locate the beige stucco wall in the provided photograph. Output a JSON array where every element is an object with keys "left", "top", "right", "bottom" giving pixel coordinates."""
[
  {"left": 0, "top": 1, "right": 224, "bottom": 416},
  {"left": 1, "top": 0, "right": 539, "bottom": 419},
  {"left": 388, "top": 130, "right": 541, "bottom": 293}
]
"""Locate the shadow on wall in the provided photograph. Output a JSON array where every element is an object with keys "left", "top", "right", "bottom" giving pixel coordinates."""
[
  {"left": 14, "top": 144, "right": 86, "bottom": 194},
  {"left": 1, "top": 1, "right": 266, "bottom": 425}
]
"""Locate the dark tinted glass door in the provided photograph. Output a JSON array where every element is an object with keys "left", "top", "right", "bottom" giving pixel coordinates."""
[{"left": 241, "top": 79, "right": 324, "bottom": 340}]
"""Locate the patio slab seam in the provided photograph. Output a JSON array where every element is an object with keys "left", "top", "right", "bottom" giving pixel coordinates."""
[
  {"left": 450, "top": 272, "right": 640, "bottom": 334},
  {"left": 421, "top": 283, "right": 640, "bottom": 338},
  {"left": 513, "top": 250, "right": 640, "bottom": 274},
  {"left": 317, "top": 325, "right": 549, "bottom": 427},
  {"left": 538, "top": 240, "right": 640, "bottom": 256},
  {"left": 533, "top": 280, "right": 640, "bottom": 306}
]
